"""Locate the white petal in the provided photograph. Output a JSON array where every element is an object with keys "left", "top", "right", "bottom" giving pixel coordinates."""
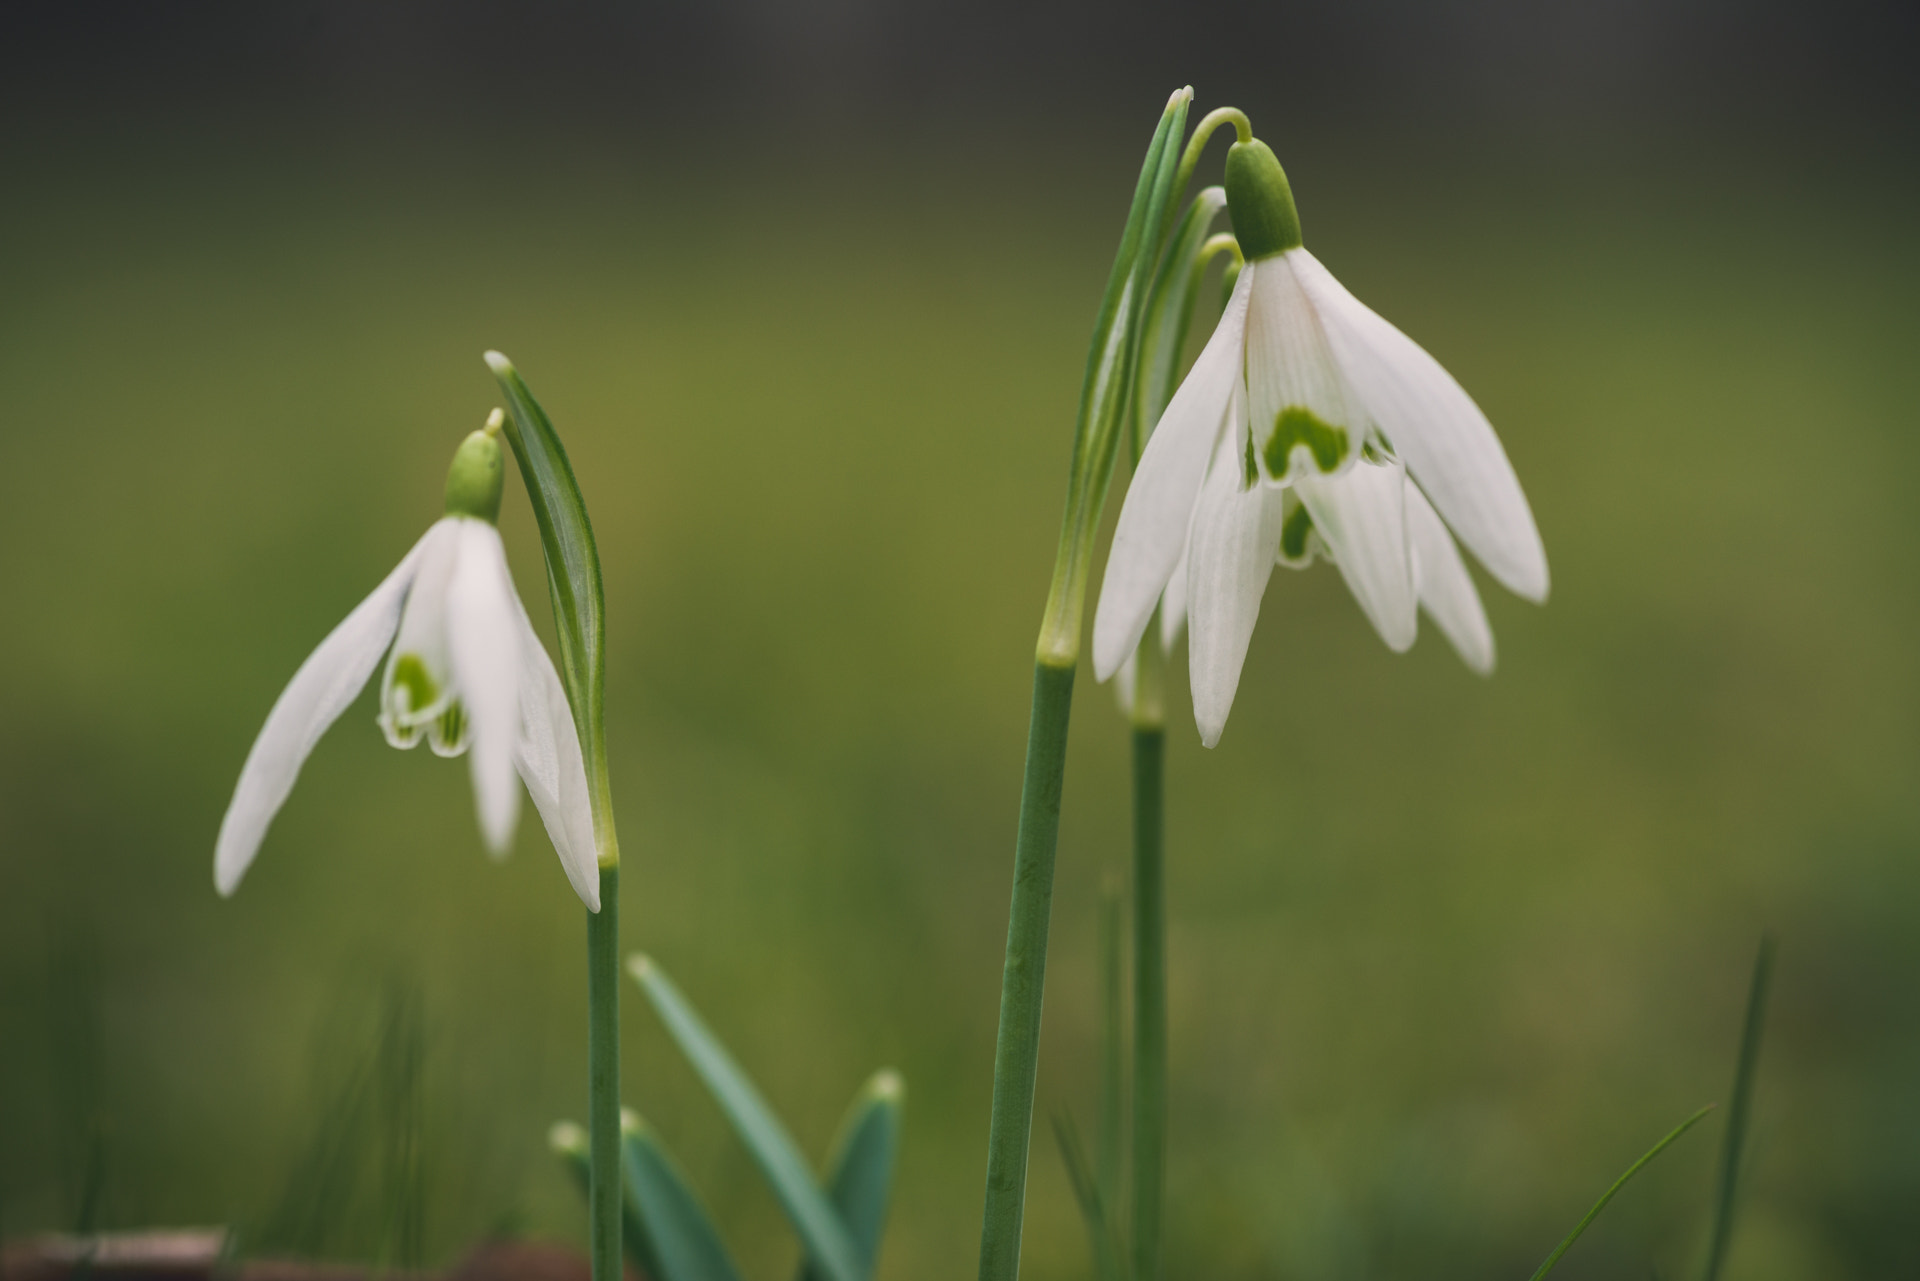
[
  {"left": 377, "top": 519, "right": 463, "bottom": 750},
  {"left": 1187, "top": 406, "right": 1287, "bottom": 748},
  {"left": 1407, "top": 481, "right": 1496, "bottom": 675},
  {"left": 1288, "top": 247, "right": 1549, "bottom": 602},
  {"left": 1244, "top": 253, "right": 1369, "bottom": 483},
  {"left": 214, "top": 527, "right": 434, "bottom": 895},
  {"left": 509, "top": 590, "right": 603, "bottom": 911},
  {"left": 1159, "top": 533, "right": 1190, "bottom": 654},
  {"left": 1092, "top": 264, "right": 1255, "bottom": 681},
  {"left": 447, "top": 520, "right": 523, "bottom": 856},
  {"left": 1294, "top": 458, "right": 1418, "bottom": 653}
]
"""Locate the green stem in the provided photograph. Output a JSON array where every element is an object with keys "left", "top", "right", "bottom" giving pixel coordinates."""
[
  {"left": 977, "top": 659, "right": 1077, "bottom": 1281},
  {"left": 1096, "top": 871, "right": 1125, "bottom": 1215},
  {"left": 1129, "top": 724, "right": 1166, "bottom": 1281},
  {"left": 1166, "top": 108, "right": 1252, "bottom": 236},
  {"left": 588, "top": 865, "right": 622, "bottom": 1281}
]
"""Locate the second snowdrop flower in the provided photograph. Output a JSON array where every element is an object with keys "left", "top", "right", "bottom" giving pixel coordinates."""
[
  {"left": 214, "top": 411, "right": 601, "bottom": 909},
  {"left": 1094, "top": 131, "right": 1549, "bottom": 746}
]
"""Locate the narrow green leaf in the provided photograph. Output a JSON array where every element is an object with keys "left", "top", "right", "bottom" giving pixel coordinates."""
[
  {"left": 1131, "top": 186, "right": 1229, "bottom": 462},
  {"left": 1037, "top": 87, "right": 1193, "bottom": 661},
  {"left": 629, "top": 954, "right": 868, "bottom": 1281},
  {"left": 552, "top": 1119, "right": 660, "bottom": 1281},
  {"left": 1530, "top": 1104, "right": 1716, "bottom": 1281},
  {"left": 621, "top": 1111, "right": 746, "bottom": 1281},
  {"left": 798, "top": 1070, "right": 904, "bottom": 1281},
  {"left": 1051, "top": 1111, "right": 1126, "bottom": 1281},
  {"left": 1702, "top": 935, "right": 1776, "bottom": 1281},
  {"left": 483, "top": 352, "right": 606, "bottom": 760}
]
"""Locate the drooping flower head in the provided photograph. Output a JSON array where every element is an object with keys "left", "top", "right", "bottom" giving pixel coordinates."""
[
  {"left": 1094, "top": 131, "right": 1549, "bottom": 746},
  {"left": 213, "top": 412, "right": 601, "bottom": 909}
]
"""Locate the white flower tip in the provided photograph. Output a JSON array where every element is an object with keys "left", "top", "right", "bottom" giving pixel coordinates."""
[
  {"left": 213, "top": 861, "right": 241, "bottom": 898},
  {"left": 483, "top": 350, "right": 514, "bottom": 376},
  {"left": 1197, "top": 718, "right": 1225, "bottom": 750}
]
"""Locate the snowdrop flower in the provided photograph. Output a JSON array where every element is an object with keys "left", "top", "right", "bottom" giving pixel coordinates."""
[
  {"left": 213, "top": 412, "right": 601, "bottom": 909},
  {"left": 1093, "top": 137, "right": 1548, "bottom": 747}
]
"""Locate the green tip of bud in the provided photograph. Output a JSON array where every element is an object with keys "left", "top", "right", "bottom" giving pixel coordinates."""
[
  {"left": 1225, "top": 139, "right": 1302, "bottom": 259},
  {"left": 483, "top": 350, "right": 514, "bottom": 377},
  {"left": 619, "top": 1107, "right": 642, "bottom": 1136},
  {"left": 627, "top": 952, "right": 655, "bottom": 980},
  {"left": 444, "top": 423, "right": 505, "bottom": 522}
]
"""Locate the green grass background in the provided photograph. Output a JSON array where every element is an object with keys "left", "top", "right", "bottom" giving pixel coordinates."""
[{"left": 0, "top": 123, "right": 1915, "bottom": 1279}]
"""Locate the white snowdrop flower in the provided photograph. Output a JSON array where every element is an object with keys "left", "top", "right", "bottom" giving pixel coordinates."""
[
  {"left": 213, "top": 413, "right": 602, "bottom": 909},
  {"left": 1093, "top": 137, "right": 1547, "bottom": 747}
]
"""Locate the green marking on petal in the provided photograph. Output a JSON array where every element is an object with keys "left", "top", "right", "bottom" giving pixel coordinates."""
[
  {"left": 391, "top": 653, "right": 440, "bottom": 713},
  {"left": 1264, "top": 406, "right": 1349, "bottom": 478},
  {"left": 429, "top": 699, "right": 470, "bottom": 758},
  {"left": 1280, "top": 502, "right": 1315, "bottom": 563}
]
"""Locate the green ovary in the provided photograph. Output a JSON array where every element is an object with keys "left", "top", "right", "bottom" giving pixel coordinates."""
[{"left": 1264, "top": 406, "right": 1348, "bottom": 477}]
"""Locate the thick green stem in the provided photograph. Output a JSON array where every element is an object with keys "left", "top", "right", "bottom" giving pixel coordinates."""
[
  {"left": 1129, "top": 726, "right": 1166, "bottom": 1281},
  {"left": 977, "top": 659, "right": 1077, "bottom": 1281},
  {"left": 587, "top": 865, "right": 622, "bottom": 1281}
]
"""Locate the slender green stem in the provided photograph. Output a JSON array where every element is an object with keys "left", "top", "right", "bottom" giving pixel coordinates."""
[
  {"left": 1167, "top": 108, "right": 1252, "bottom": 234},
  {"left": 1129, "top": 723, "right": 1166, "bottom": 1281},
  {"left": 587, "top": 865, "right": 622, "bottom": 1281},
  {"left": 977, "top": 659, "right": 1077, "bottom": 1281},
  {"left": 1096, "top": 871, "right": 1125, "bottom": 1215}
]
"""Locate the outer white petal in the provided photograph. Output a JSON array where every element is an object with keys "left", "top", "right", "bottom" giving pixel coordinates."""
[
  {"left": 1407, "top": 481, "right": 1495, "bottom": 675},
  {"left": 1159, "top": 532, "right": 1190, "bottom": 654},
  {"left": 1294, "top": 457, "right": 1418, "bottom": 653},
  {"left": 509, "top": 590, "right": 602, "bottom": 911},
  {"left": 1187, "top": 402, "right": 1287, "bottom": 749},
  {"left": 1288, "top": 247, "right": 1549, "bottom": 602},
  {"left": 447, "top": 520, "right": 523, "bottom": 856},
  {"left": 214, "top": 527, "right": 434, "bottom": 895},
  {"left": 1092, "top": 265, "right": 1255, "bottom": 682},
  {"left": 1244, "top": 253, "right": 1369, "bottom": 483}
]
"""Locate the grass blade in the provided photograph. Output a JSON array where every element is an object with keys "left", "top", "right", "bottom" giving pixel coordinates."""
[
  {"left": 622, "top": 1111, "right": 747, "bottom": 1281},
  {"left": 1530, "top": 1104, "right": 1716, "bottom": 1281},
  {"left": 630, "top": 954, "right": 867, "bottom": 1281},
  {"left": 1701, "top": 935, "right": 1776, "bottom": 1281},
  {"left": 798, "top": 1070, "right": 904, "bottom": 1281},
  {"left": 1051, "top": 1111, "right": 1126, "bottom": 1281}
]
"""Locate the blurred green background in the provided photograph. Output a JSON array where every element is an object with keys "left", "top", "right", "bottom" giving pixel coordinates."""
[{"left": 1, "top": 4, "right": 1917, "bottom": 1279}]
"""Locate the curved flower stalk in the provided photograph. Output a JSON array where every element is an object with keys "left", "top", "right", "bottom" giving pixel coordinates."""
[
  {"left": 1093, "top": 136, "right": 1549, "bottom": 746},
  {"left": 213, "top": 411, "right": 600, "bottom": 910}
]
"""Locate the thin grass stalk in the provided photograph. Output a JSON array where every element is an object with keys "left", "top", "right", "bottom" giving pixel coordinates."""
[
  {"left": 1128, "top": 721, "right": 1165, "bottom": 1281},
  {"left": 1701, "top": 936, "right": 1775, "bottom": 1281},
  {"left": 1096, "top": 872, "right": 1126, "bottom": 1216}
]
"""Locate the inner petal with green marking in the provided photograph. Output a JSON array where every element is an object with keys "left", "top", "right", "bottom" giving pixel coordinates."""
[
  {"left": 1279, "top": 499, "right": 1317, "bottom": 567},
  {"left": 379, "top": 651, "right": 454, "bottom": 750},
  {"left": 1264, "top": 405, "right": 1349, "bottom": 479}
]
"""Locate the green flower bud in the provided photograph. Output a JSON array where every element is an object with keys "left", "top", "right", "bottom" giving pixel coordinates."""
[
  {"left": 443, "top": 413, "right": 505, "bottom": 522},
  {"left": 1224, "top": 139, "right": 1302, "bottom": 260}
]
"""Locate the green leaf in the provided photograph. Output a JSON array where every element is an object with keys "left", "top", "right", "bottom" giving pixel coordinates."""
[
  {"left": 551, "top": 1119, "right": 661, "bottom": 1281},
  {"left": 1131, "top": 186, "right": 1229, "bottom": 462},
  {"left": 629, "top": 954, "right": 868, "bottom": 1281},
  {"left": 798, "top": 1070, "right": 904, "bottom": 1281},
  {"left": 1529, "top": 1104, "right": 1716, "bottom": 1281},
  {"left": 1037, "top": 87, "right": 1193, "bottom": 660},
  {"left": 483, "top": 352, "right": 606, "bottom": 773},
  {"left": 621, "top": 1111, "right": 746, "bottom": 1281},
  {"left": 1051, "top": 1111, "right": 1126, "bottom": 1281},
  {"left": 1701, "top": 935, "right": 1776, "bottom": 1281}
]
